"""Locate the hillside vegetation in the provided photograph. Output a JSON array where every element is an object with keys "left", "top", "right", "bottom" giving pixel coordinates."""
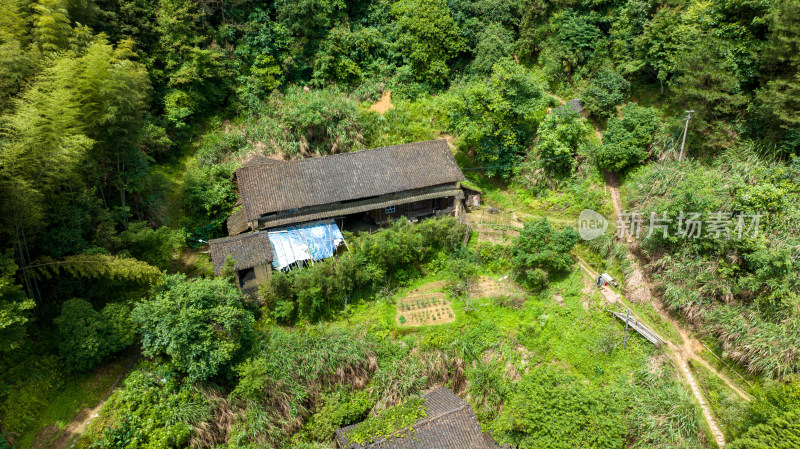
[{"left": 1, "top": 1, "right": 799, "bottom": 448}]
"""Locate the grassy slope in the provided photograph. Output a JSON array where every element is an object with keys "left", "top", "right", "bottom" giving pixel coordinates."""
[{"left": 15, "top": 354, "right": 132, "bottom": 449}]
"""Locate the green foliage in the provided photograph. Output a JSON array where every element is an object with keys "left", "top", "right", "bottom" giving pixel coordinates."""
[
  {"left": 312, "top": 22, "right": 383, "bottom": 87},
  {"left": 346, "top": 397, "right": 426, "bottom": 445},
  {"left": 446, "top": 250, "right": 479, "bottom": 297},
  {"left": 115, "top": 222, "right": 184, "bottom": 271},
  {"left": 101, "top": 302, "right": 137, "bottom": 352},
  {"left": 156, "top": 0, "right": 232, "bottom": 130},
  {"left": 303, "top": 389, "right": 375, "bottom": 442},
  {"left": 627, "top": 148, "right": 800, "bottom": 377},
  {"left": 582, "top": 69, "right": 630, "bottom": 121},
  {"left": 620, "top": 357, "right": 706, "bottom": 448},
  {"left": 0, "top": 355, "right": 62, "bottom": 438},
  {"left": 517, "top": 109, "right": 594, "bottom": 187},
  {"left": 538, "top": 9, "right": 603, "bottom": 83},
  {"left": 671, "top": 33, "right": 747, "bottom": 153},
  {"left": 448, "top": 60, "right": 547, "bottom": 177},
  {"left": 491, "top": 369, "right": 625, "bottom": 449},
  {"left": 132, "top": 274, "right": 254, "bottom": 380},
  {"left": 471, "top": 23, "right": 515, "bottom": 75},
  {"left": 751, "top": 0, "right": 800, "bottom": 151},
  {"left": 246, "top": 87, "right": 368, "bottom": 158},
  {"left": 95, "top": 364, "right": 210, "bottom": 449},
  {"left": 512, "top": 219, "right": 579, "bottom": 288},
  {"left": 0, "top": 251, "right": 33, "bottom": 353},
  {"left": 260, "top": 217, "right": 464, "bottom": 322},
  {"left": 181, "top": 162, "right": 239, "bottom": 241},
  {"left": 230, "top": 327, "right": 375, "bottom": 447},
  {"left": 633, "top": 7, "right": 690, "bottom": 91},
  {"left": 391, "top": 0, "right": 465, "bottom": 85},
  {"left": 55, "top": 299, "right": 116, "bottom": 372},
  {"left": 592, "top": 103, "right": 660, "bottom": 172},
  {"left": 30, "top": 254, "right": 163, "bottom": 287},
  {"left": 728, "top": 411, "right": 800, "bottom": 449}
]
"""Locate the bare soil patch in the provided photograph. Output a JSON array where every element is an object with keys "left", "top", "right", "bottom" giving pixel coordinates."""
[
  {"left": 369, "top": 90, "right": 394, "bottom": 114},
  {"left": 470, "top": 276, "right": 524, "bottom": 300}
]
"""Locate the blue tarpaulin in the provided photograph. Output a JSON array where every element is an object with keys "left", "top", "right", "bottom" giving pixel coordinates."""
[{"left": 268, "top": 219, "right": 345, "bottom": 270}]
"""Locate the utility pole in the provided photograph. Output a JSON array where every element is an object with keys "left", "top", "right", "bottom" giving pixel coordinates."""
[
  {"left": 622, "top": 309, "right": 631, "bottom": 349},
  {"left": 678, "top": 110, "right": 694, "bottom": 161}
]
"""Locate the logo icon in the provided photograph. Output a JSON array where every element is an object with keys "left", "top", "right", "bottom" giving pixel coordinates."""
[{"left": 578, "top": 209, "right": 608, "bottom": 240}]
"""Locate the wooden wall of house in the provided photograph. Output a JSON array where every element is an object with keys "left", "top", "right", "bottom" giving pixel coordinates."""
[{"left": 368, "top": 196, "right": 455, "bottom": 224}]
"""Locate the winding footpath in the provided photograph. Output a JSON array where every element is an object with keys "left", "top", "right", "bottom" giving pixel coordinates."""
[{"left": 601, "top": 172, "right": 751, "bottom": 448}]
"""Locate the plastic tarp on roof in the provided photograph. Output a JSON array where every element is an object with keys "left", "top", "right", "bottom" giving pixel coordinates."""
[{"left": 268, "top": 219, "right": 345, "bottom": 270}]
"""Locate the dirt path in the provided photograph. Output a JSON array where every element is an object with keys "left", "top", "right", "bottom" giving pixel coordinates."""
[
  {"left": 545, "top": 92, "right": 567, "bottom": 106},
  {"left": 45, "top": 354, "right": 138, "bottom": 449},
  {"left": 599, "top": 174, "right": 756, "bottom": 447},
  {"left": 369, "top": 90, "right": 394, "bottom": 114},
  {"left": 575, "top": 253, "right": 726, "bottom": 447},
  {"left": 604, "top": 172, "right": 750, "bottom": 401},
  {"left": 604, "top": 170, "right": 622, "bottom": 218}
]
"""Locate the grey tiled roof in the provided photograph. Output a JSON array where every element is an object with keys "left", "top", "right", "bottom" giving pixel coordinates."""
[
  {"left": 226, "top": 208, "right": 250, "bottom": 235},
  {"left": 235, "top": 140, "right": 465, "bottom": 221},
  {"left": 208, "top": 232, "right": 273, "bottom": 275},
  {"left": 335, "top": 387, "right": 500, "bottom": 449},
  {"left": 555, "top": 98, "right": 584, "bottom": 114}
]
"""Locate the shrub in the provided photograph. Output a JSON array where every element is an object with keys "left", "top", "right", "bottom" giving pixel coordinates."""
[
  {"left": 448, "top": 60, "right": 548, "bottom": 178},
  {"left": 116, "top": 222, "right": 185, "bottom": 270},
  {"left": 591, "top": 104, "right": 659, "bottom": 172},
  {"left": 345, "top": 397, "right": 426, "bottom": 445},
  {"left": 244, "top": 87, "right": 368, "bottom": 158},
  {"left": 55, "top": 299, "right": 114, "bottom": 372},
  {"left": 181, "top": 162, "right": 239, "bottom": 242},
  {"left": 230, "top": 327, "right": 376, "bottom": 447},
  {"left": 304, "top": 389, "right": 375, "bottom": 442},
  {"left": 582, "top": 69, "right": 630, "bottom": 121},
  {"left": 517, "top": 108, "right": 595, "bottom": 188},
  {"left": 728, "top": 411, "right": 800, "bottom": 449},
  {"left": 491, "top": 369, "right": 624, "bottom": 449},
  {"left": 132, "top": 274, "right": 254, "bottom": 381},
  {"left": 512, "top": 219, "right": 579, "bottom": 289},
  {"left": 0, "top": 356, "right": 62, "bottom": 438},
  {"left": 260, "top": 217, "right": 465, "bottom": 321},
  {"left": 391, "top": 0, "right": 465, "bottom": 85},
  {"left": 94, "top": 365, "right": 210, "bottom": 448},
  {"left": 101, "top": 302, "right": 137, "bottom": 353}
]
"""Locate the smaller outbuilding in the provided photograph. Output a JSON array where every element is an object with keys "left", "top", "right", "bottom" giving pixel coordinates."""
[
  {"left": 334, "top": 387, "right": 502, "bottom": 449},
  {"left": 208, "top": 232, "right": 273, "bottom": 293}
]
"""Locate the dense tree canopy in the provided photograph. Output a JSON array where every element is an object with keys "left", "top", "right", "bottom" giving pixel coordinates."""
[
  {"left": 0, "top": 0, "right": 799, "bottom": 447},
  {"left": 132, "top": 275, "right": 254, "bottom": 380}
]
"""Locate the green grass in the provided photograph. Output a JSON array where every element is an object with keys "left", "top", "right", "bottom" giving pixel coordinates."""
[
  {"left": 573, "top": 244, "right": 684, "bottom": 347},
  {"left": 689, "top": 359, "right": 750, "bottom": 441},
  {"left": 696, "top": 339, "right": 761, "bottom": 394},
  {"left": 15, "top": 354, "right": 131, "bottom": 449}
]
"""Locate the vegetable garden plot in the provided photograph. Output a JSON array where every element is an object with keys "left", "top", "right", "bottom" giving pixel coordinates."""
[{"left": 396, "top": 283, "right": 455, "bottom": 326}]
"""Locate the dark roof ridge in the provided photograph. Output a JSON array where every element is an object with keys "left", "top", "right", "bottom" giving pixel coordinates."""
[
  {"left": 207, "top": 229, "right": 264, "bottom": 244},
  {"left": 235, "top": 139, "right": 464, "bottom": 221},
  {"left": 235, "top": 139, "right": 449, "bottom": 172}
]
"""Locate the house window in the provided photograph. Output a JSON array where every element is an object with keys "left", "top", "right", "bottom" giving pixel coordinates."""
[{"left": 385, "top": 206, "right": 396, "bottom": 214}]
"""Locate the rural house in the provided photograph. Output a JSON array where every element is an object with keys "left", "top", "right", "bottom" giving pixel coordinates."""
[
  {"left": 334, "top": 387, "right": 502, "bottom": 449},
  {"left": 208, "top": 232, "right": 273, "bottom": 294},
  {"left": 227, "top": 139, "right": 466, "bottom": 233},
  {"left": 210, "top": 140, "right": 468, "bottom": 282}
]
